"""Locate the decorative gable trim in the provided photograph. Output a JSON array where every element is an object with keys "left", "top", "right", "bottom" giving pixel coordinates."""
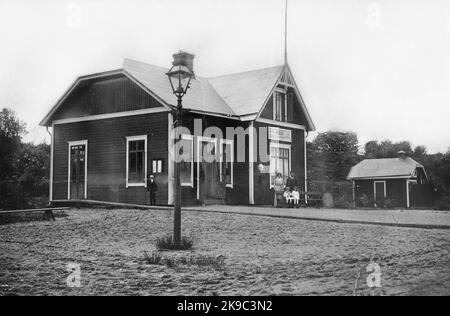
[{"left": 255, "top": 65, "right": 315, "bottom": 131}]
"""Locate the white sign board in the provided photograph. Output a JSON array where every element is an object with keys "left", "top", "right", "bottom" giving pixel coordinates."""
[{"left": 268, "top": 127, "right": 292, "bottom": 143}]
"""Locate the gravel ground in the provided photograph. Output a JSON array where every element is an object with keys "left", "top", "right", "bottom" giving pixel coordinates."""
[{"left": 0, "top": 208, "right": 449, "bottom": 296}]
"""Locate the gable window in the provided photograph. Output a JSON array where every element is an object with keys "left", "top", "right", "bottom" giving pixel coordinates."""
[
  {"left": 126, "top": 135, "right": 147, "bottom": 187},
  {"left": 274, "top": 91, "right": 285, "bottom": 122},
  {"left": 269, "top": 143, "right": 291, "bottom": 187},
  {"left": 220, "top": 139, "right": 234, "bottom": 188}
]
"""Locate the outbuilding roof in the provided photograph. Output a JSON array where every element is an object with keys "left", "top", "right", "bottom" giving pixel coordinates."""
[{"left": 347, "top": 157, "right": 427, "bottom": 180}]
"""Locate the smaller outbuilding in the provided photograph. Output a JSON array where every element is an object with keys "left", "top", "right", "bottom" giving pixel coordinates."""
[{"left": 347, "top": 152, "right": 429, "bottom": 208}]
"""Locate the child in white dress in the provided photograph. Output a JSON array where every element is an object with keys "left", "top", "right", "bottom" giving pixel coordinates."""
[
  {"left": 283, "top": 188, "right": 292, "bottom": 207},
  {"left": 292, "top": 186, "right": 300, "bottom": 207}
]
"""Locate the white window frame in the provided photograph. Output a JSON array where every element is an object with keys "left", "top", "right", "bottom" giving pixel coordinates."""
[
  {"left": 220, "top": 139, "right": 234, "bottom": 189},
  {"left": 180, "top": 134, "right": 194, "bottom": 187},
  {"left": 67, "top": 140, "right": 88, "bottom": 200},
  {"left": 373, "top": 180, "right": 387, "bottom": 199},
  {"left": 269, "top": 142, "right": 291, "bottom": 189},
  {"left": 126, "top": 135, "right": 148, "bottom": 188}
]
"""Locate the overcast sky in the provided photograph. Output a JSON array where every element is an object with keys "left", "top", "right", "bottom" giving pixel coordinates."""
[{"left": 0, "top": 0, "right": 449, "bottom": 153}]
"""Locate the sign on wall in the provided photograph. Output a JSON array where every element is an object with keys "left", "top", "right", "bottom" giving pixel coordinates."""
[{"left": 268, "top": 127, "right": 292, "bottom": 143}]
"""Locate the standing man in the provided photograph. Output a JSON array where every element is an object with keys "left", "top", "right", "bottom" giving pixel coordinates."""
[
  {"left": 285, "top": 171, "right": 298, "bottom": 191},
  {"left": 147, "top": 174, "right": 158, "bottom": 206}
]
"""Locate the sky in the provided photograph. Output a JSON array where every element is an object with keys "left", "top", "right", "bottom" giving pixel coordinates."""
[{"left": 0, "top": 0, "right": 449, "bottom": 153}]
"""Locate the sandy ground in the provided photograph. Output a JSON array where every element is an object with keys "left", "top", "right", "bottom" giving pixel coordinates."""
[{"left": 0, "top": 208, "right": 449, "bottom": 296}]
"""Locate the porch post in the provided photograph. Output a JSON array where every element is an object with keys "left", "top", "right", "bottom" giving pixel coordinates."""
[
  {"left": 249, "top": 121, "right": 255, "bottom": 205},
  {"left": 406, "top": 179, "right": 410, "bottom": 208}
]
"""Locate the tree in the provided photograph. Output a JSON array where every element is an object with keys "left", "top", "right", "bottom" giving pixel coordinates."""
[
  {"left": 0, "top": 108, "right": 27, "bottom": 209},
  {"left": 363, "top": 140, "right": 413, "bottom": 158},
  {"left": 16, "top": 142, "right": 50, "bottom": 198},
  {"left": 308, "top": 131, "right": 361, "bottom": 183}
]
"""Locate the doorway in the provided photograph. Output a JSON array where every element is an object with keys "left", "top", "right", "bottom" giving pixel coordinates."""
[
  {"left": 197, "top": 138, "right": 225, "bottom": 203},
  {"left": 373, "top": 180, "right": 386, "bottom": 207},
  {"left": 68, "top": 140, "right": 88, "bottom": 200}
]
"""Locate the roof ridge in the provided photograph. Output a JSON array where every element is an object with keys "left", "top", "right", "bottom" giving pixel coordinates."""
[{"left": 207, "top": 64, "right": 284, "bottom": 80}]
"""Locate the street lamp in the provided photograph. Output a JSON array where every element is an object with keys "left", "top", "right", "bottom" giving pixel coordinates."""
[{"left": 166, "top": 51, "right": 195, "bottom": 246}]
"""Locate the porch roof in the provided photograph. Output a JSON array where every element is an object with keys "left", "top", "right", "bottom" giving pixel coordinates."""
[{"left": 347, "top": 157, "right": 426, "bottom": 180}]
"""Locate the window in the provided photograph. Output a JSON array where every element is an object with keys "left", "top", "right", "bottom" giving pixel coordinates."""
[
  {"left": 126, "top": 135, "right": 147, "bottom": 187},
  {"left": 273, "top": 89, "right": 294, "bottom": 123},
  {"left": 180, "top": 135, "right": 194, "bottom": 187},
  {"left": 269, "top": 143, "right": 291, "bottom": 187},
  {"left": 220, "top": 139, "right": 234, "bottom": 188},
  {"left": 151, "top": 159, "right": 163, "bottom": 174},
  {"left": 274, "top": 91, "right": 285, "bottom": 122}
]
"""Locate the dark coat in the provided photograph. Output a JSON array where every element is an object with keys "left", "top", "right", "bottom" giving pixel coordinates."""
[
  {"left": 147, "top": 179, "right": 158, "bottom": 194},
  {"left": 285, "top": 177, "right": 298, "bottom": 190}
]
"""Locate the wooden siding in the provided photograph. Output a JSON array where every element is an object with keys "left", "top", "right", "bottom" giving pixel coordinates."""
[
  {"left": 53, "top": 113, "right": 169, "bottom": 205},
  {"left": 52, "top": 75, "right": 163, "bottom": 121},
  {"left": 178, "top": 113, "right": 250, "bottom": 205},
  {"left": 355, "top": 179, "right": 407, "bottom": 207}
]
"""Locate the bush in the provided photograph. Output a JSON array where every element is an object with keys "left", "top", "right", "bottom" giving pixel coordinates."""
[
  {"left": 435, "top": 196, "right": 450, "bottom": 211},
  {"left": 156, "top": 235, "right": 194, "bottom": 251}
]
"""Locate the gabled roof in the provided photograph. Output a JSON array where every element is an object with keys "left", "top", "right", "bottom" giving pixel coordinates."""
[
  {"left": 40, "top": 58, "right": 315, "bottom": 129},
  {"left": 208, "top": 66, "right": 284, "bottom": 117},
  {"left": 347, "top": 157, "right": 427, "bottom": 180},
  {"left": 123, "top": 59, "right": 236, "bottom": 117}
]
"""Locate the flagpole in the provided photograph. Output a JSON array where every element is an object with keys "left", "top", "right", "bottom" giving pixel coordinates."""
[{"left": 284, "top": 0, "right": 288, "bottom": 65}]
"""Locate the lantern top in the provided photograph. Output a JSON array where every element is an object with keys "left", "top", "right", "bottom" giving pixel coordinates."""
[{"left": 172, "top": 51, "right": 195, "bottom": 77}]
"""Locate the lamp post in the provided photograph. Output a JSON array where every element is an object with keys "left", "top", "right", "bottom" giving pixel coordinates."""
[{"left": 166, "top": 51, "right": 195, "bottom": 245}]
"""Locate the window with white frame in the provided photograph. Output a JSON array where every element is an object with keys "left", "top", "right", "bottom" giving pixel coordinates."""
[
  {"left": 274, "top": 91, "right": 285, "bottom": 122},
  {"left": 269, "top": 143, "right": 291, "bottom": 187},
  {"left": 220, "top": 139, "right": 234, "bottom": 188},
  {"left": 273, "top": 89, "right": 294, "bottom": 123},
  {"left": 180, "top": 134, "right": 194, "bottom": 187},
  {"left": 126, "top": 135, "right": 147, "bottom": 187}
]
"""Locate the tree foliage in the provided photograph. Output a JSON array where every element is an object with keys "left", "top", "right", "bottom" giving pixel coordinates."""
[{"left": 0, "top": 108, "right": 49, "bottom": 210}]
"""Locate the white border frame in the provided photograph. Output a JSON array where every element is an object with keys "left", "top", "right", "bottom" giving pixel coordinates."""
[
  {"left": 181, "top": 134, "right": 194, "bottom": 188},
  {"left": 219, "top": 139, "right": 234, "bottom": 189},
  {"left": 67, "top": 140, "right": 88, "bottom": 200},
  {"left": 269, "top": 142, "right": 292, "bottom": 189},
  {"left": 373, "top": 180, "right": 387, "bottom": 201},
  {"left": 126, "top": 135, "right": 148, "bottom": 188}
]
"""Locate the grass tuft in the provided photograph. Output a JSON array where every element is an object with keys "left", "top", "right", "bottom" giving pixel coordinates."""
[
  {"left": 143, "top": 251, "right": 162, "bottom": 265},
  {"left": 156, "top": 235, "right": 194, "bottom": 251}
]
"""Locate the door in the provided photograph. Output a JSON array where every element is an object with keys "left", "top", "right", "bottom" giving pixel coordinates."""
[
  {"left": 199, "top": 140, "right": 224, "bottom": 202},
  {"left": 69, "top": 142, "right": 87, "bottom": 200},
  {"left": 374, "top": 181, "right": 386, "bottom": 206}
]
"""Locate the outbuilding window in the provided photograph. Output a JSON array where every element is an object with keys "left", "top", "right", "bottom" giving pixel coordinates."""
[{"left": 126, "top": 135, "right": 147, "bottom": 187}]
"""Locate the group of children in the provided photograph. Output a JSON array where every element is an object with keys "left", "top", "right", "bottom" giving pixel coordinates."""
[{"left": 282, "top": 186, "right": 301, "bottom": 207}]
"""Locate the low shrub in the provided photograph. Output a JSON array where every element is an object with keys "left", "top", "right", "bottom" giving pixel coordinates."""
[
  {"left": 156, "top": 235, "right": 194, "bottom": 251},
  {"left": 143, "top": 251, "right": 162, "bottom": 265}
]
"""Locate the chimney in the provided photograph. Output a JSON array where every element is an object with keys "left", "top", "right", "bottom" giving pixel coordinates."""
[
  {"left": 397, "top": 150, "right": 407, "bottom": 160},
  {"left": 172, "top": 51, "right": 195, "bottom": 77}
]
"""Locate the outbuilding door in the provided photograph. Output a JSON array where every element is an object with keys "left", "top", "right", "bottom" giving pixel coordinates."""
[
  {"left": 374, "top": 181, "right": 386, "bottom": 206},
  {"left": 69, "top": 141, "right": 87, "bottom": 200}
]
